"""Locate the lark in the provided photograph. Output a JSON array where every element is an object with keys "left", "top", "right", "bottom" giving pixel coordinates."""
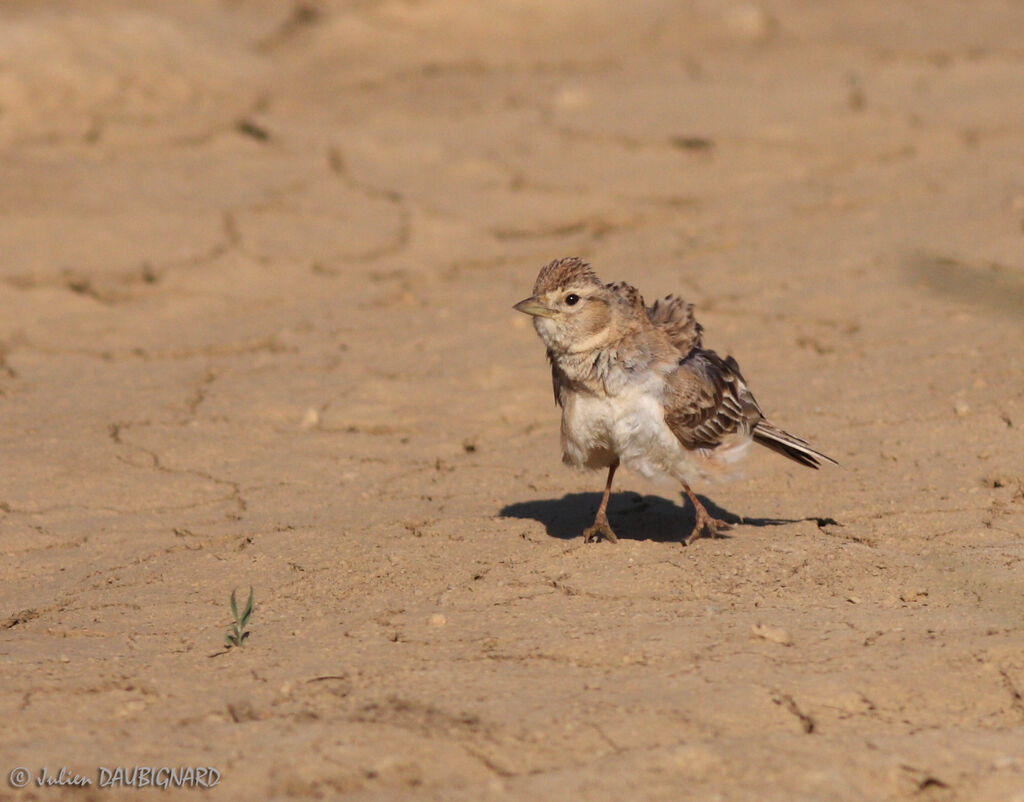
[{"left": 514, "top": 257, "right": 836, "bottom": 545}]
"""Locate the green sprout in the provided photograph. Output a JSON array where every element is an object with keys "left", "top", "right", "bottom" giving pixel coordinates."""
[{"left": 225, "top": 587, "right": 254, "bottom": 648}]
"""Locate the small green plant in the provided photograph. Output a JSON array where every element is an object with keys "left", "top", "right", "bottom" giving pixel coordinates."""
[{"left": 225, "top": 587, "right": 254, "bottom": 648}]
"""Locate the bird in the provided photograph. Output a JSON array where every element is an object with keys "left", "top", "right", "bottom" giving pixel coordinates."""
[{"left": 513, "top": 256, "right": 837, "bottom": 545}]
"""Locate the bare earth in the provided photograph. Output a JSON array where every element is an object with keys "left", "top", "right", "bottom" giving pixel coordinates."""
[{"left": 2, "top": 2, "right": 1024, "bottom": 800}]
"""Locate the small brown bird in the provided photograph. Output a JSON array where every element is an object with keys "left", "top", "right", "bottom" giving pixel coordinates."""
[{"left": 514, "top": 257, "right": 836, "bottom": 544}]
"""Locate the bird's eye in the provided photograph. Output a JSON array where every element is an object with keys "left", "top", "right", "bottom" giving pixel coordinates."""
[{"left": 565, "top": 293, "right": 580, "bottom": 306}]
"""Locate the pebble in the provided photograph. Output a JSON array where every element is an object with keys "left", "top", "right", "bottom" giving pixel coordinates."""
[
  {"left": 750, "top": 623, "right": 794, "bottom": 646},
  {"left": 723, "top": 2, "right": 775, "bottom": 40}
]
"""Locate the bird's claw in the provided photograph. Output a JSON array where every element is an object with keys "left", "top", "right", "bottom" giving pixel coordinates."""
[
  {"left": 583, "top": 516, "right": 619, "bottom": 544},
  {"left": 684, "top": 514, "right": 732, "bottom": 545}
]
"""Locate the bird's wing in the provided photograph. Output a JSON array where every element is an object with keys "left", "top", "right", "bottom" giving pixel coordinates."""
[
  {"left": 604, "top": 281, "right": 647, "bottom": 315},
  {"left": 648, "top": 294, "right": 703, "bottom": 355},
  {"left": 664, "top": 350, "right": 761, "bottom": 450}
]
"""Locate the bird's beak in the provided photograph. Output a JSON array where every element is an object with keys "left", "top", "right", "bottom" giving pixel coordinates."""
[{"left": 513, "top": 296, "right": 556, "bottom": 318}]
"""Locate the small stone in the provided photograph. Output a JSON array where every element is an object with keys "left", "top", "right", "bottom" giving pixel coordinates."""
[
  {"left": 300, "top": 407, "right": 320, "bottom": 429},
  {"left": 750, "top": 623, "right": 793, "bottom": 646},
  {"left": 954, "top": 400, "right": 970, "bottom": 417},
  {"left": 428, "top": 613, "right": 447, "bottom": 628},
  {"left": 670, "top": 744, "right": 721, "bottom": 778},
  {"left": 227, "top": 700, "right": 258, "bottom": 722},
  {"left": 723, "top": 2, "right": 775, "bottom": 41},
  {"left": 554, "top": 86, "right": 590, "bottom": 109}
]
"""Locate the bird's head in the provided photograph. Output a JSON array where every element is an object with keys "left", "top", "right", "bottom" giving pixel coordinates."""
[{"left": 513, "top": 257, "right": 615, "bottom": 355}]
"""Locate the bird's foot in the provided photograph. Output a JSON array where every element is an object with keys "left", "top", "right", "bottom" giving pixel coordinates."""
[
  {"left": 583, "top": 514, "right": 619, "bottom": 544},
  {"left": 683, "top": 495, "right": 733, "bottom": 545}
]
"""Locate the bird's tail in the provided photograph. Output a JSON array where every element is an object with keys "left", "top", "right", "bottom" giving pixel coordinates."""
[{"left": 752, "top": 420, "right": 838, "bottom": 469}]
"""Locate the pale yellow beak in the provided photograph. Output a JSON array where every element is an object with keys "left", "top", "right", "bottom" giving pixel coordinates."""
[{"left": 513, "top": 296, "right": 556, "bottom": 318}]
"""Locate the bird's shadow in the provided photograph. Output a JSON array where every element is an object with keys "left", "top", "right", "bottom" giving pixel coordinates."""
[{"left": 500, "top": 491, "right": 811, "bottom": 543}]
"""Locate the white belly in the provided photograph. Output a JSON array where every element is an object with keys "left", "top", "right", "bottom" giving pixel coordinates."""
[
  {"left": 561, "top": 381, "right": 688, "bottom": 480},
  {"left": 561, "top": 376, "right": 751, "bottom": 483}
]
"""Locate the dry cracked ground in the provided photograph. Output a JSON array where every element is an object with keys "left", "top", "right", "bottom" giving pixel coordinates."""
[{"left": 2, "top": 1, "right": 1024, "bottom": 800}]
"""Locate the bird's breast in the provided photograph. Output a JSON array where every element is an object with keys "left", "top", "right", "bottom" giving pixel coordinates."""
[
  {"left": 559, "top": 370, "right": 675, "bottom": 472},
  {"left": 560, "top": 391, "right": 618, "bottom": 469}
]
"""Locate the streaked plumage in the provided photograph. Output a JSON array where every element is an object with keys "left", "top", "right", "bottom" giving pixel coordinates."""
[{"left": 514, "top": 256, "right": 836, "bottom": 544}]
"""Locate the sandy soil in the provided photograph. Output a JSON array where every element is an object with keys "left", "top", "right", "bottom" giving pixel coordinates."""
[{"left": 2, "top": 1, "right": 1024, "bottom": 799}]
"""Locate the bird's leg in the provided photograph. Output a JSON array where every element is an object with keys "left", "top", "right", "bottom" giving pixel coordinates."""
[
  {"left": 583, "top": 461, "right": 619, "bottom": 543},
  {"left": 682, "top": 485, "right": 732, "bottom": 545}
]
